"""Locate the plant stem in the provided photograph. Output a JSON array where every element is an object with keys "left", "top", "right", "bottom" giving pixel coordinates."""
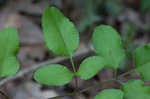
[
  {"left": 114, "top": 69, "right": 118, "bottom": 79},
  {"left": 80, "top": 79, "right": 115, "bottom": 93},
  {"left": 0, "top": 90, "right": 9, "bottom": 99},
  {"left": 48, "top": 79, "right": 115, "bottom": 99},
  {"left": 70, "top": 55, "right": 77, "bottom": 73},
  {"left": 48, "top": 79, "right": 123, "bottom": 99},
  {"left": 118, "top": 69, "right": 135, "bottom": 78},
  {"left": 48, "top": 92, "right": 74, "bottom": 99},
  {"left": 69, "top": 55, "right": 78, "bottom": 91}
]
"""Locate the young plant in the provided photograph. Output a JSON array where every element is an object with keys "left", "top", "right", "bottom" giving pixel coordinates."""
[{"left": 33, "top": 6, "right": 150, "bottom": 99}]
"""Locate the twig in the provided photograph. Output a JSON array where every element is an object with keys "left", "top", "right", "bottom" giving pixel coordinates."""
[
  {"left": 0, "top": 90, "right": 9, "bottom": 99},
  {"left": 0, "top": 48, "right": 92, "bottom": 87},
  {"left": 48, "top": 92, "right": 75, "bottom": 99}
]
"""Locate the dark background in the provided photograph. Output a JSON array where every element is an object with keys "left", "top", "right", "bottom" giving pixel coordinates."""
[{"left": 0, "top": 0, "right": 150, "bottom": 99}]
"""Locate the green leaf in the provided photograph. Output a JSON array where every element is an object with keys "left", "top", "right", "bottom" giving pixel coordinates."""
[
  {"left": 95, "top": 89, "right": 124, "bottom": 99},
  {"left": 136, "top": 62, "right": 150, "bottom": 80},
  {"left": 77, "top": 56, "right": 104, "bottom": 80},
  {"left": 34, "top": 64, "right": 74, "bottom": 86},
  {"left": 42, "top": 7, "right": 79, "bottom": 56},
  {"left": 93, "top": 25, "right": 125, "bottom": 69},
  {"left": 133, "top": 43, "right": 150, "bottom": 68},
  {"left": 0, "top": 27, "right": 19, "bottom": 77},
  {"left": 133, "top": 43, "right": 150, "bottom": 80},
  {"left": 121, "top": 80, "right": 150, "bottom": 99}
]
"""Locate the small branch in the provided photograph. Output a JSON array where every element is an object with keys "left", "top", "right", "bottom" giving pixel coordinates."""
[
  {"left": 48, "top": 92, "right": 75, "bottom": 99},
  {"left": 0, "top": 90, "right": 9, "bottom": 99},
  {"left": 0, "top": 49, "right": 92, "bottom": 87}
]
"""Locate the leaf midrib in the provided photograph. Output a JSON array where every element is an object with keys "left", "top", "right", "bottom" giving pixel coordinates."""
[{"left": 50, "top": 9, "right": 71, "bottom": 56}]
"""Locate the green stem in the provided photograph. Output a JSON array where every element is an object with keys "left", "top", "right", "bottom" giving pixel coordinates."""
[
  {"left": 48, "top": 79, "right": 119, "bottom": 99},
  {"left": 70, "top": 55, "right": 77, "bottom": 73},
  {"left": 0, "top": 90, "right": 9, "bottom": 99},
  {"left": 69, "top": 55, "right": 78, "bottom": 91},
  {"left": 114, "top": 69, "right": 118, "bottom": 79}
]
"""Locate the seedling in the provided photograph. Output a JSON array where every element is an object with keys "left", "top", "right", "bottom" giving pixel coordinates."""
[
  {"left": 33, "top": 6, "right": 150, "bottom": 99},
  {"left": 1, "top": 6, "right": 150, "bottom": 99}
]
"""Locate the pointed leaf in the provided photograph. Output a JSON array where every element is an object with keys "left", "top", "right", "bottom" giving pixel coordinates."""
[
  {"left": 34, "top": 64, "right": 74, "bottom": 86},
  {"left": 93, "top": 25, "right": 125, "bottom": 69},
  {"left": 121, "top": 80, "right": 150, "bottom": 99},
  {"left": 133, "top": 43, "right": 150, "bottom": 80},
  {"left": 0, "top": 27, "right": 19, "bottom": 77},
  {"left": 95, "top": 89, "right": 124, "bottom": 99},
  {"left": 42, "top": 7, "right": 79, "bottom": 56},
  {"left": 77, "top": 56, "right": 104, "bottom": 80}
]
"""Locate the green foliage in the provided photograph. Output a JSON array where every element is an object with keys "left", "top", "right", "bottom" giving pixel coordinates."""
[
  {"left": 32, "top": 6, "right": 150, "bottom": 99},
  {"left": 133, "top": 43, "right": 150, "bottom": 67},
  {"left": 77, "top": 56, "right": 104, "bottom": 79},
  {"left": 136, "top": 62, "right": 150, "bottom": 81},
  {"left": 140, "top": 0, "right": 150, "bottom": 13},
  {"left": 34, "top": 64, "right": 74, "bottom": 86},
  {"left": 0, "top": 27, "right": 20, "bottom": 78},
  {"left": 78, "top": 0, "right": 102, "bottom": 33},
  {"left": 95, "top": 89, "right": 124, "bottom": 99},
  {"left": 105, "top": 0, "right": 122, "bottom": 16},
  {"left": 77, "top": 0, "right": 123, "bottom": 33},
  {"left": 78, "top": 15, "right": 101, "bottom": 33},
  {"left": 93, "top": 25, "right": 125, "bottom": 69},
  {"left": 34, "top": 6, "right": 78, "bottom": 86},
  {"left": 133, "top": 43, "right": 150, "bottom": 80},
  {"left": 1, "top": 4, "right": 150, "bottom": 99},
  {"left": 120, "top": 23, "right": 136, "bottom": 70},
  {"left": 121, "top": 80, "right": 150, "bottom": 99},
  {"left": 42, "top": 7, "right": 79, "bottom": 56}
]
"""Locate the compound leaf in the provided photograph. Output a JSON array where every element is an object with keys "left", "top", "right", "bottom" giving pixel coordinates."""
[
  {"left": 0, "top": 27, "right": 19, "bottom": 77},
  {"left": 133, "top": 43, "right": 150, "bottom": 80},
  {"left": 95, "top": 89, "right": 124, "bottom": 99},
  {"left": 34, "top": 64, "right": 74, "bottom": 86},
  {"left": 121, "top": 80, "right": 150, "bottom": 99},
  {"left": 77, "top": 56, "right": 104, "bottom": 80},
  {"left": 42, "top": 7, "right": 79, "bottom": 56},
  {"left": 93, "top": 25, "right": 125, "bottom": 69}
]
